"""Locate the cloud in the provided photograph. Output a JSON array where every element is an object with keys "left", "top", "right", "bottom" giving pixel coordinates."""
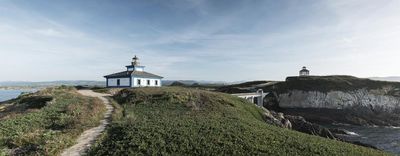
[
  {"left": 1, "top": 0, "right": 400, "bottom": 81},
  {"left": 34, "top": 28, "right": 64, "bottom": 37}
]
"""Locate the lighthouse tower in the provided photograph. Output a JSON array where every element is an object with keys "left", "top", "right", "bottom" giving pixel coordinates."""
[
  {"left": 126, "top": 55, "right": 145, "bottom": 72},
  {"left": 299, "top": 66, "right": 310, "bottom": 76}
]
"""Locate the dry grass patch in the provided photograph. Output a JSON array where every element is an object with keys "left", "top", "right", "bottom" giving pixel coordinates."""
[{"left": 0, "top": 86, "right": 106, "bottom": 156}]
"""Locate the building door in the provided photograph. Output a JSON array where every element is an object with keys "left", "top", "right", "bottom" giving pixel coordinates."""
[{"left": 117, "top": 79, "right": 120, "bottom": 86}]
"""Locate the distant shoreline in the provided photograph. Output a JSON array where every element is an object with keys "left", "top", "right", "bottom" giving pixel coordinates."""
[{"left": 0, "top": 86, "right": 47, "bottom": 90}]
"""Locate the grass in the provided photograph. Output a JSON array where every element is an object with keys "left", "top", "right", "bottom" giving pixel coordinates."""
[
  {"left": 216, "top": 76, "right": 400, "bottom": 96},
  {"left": 271, "top": 75, "right": 400, "bottom": 94},
  {"left": 87, "top": 87, "right": 389, "bottom": 156},
  {"left": 0, "top": 86, "right": 106, "bottom": 155}
]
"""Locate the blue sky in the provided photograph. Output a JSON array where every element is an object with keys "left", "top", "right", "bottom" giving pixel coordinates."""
[{"left": 1, "top": 0, "right": 400, "bottom": 82}]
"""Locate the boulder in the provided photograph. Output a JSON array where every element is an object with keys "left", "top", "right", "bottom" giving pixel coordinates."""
[{"left": 284, "top": 115, "right": 336, "bottom": 139}]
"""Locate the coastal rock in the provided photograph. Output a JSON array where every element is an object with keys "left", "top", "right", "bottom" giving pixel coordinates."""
[
  {"left": 261, "top": 108, "right": 381, "bottom": 150},
  {"left": 279, "top": 89, "right": 400, "bottom": 110},
  {"left": 278, "top": 89, "right": 400, "bottom": 126},
  {"left": 262, "top": 108, "right": 291, "bottom": 128},
  {"left": 262, "top": 109, "right": 334, "bottom": 139},
  {"left": 284, "top": 115, "right": 336, "bottom": 139}
]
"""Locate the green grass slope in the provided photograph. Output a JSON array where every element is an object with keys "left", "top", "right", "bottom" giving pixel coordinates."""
[
  {"left": 88, "top": 87, "right": 388, "bottom": 156},
  {"left": 0, "top": 86, "right": 106, "bottom": 156},
  {"left": 278, "top": 75, "right": 400, "bottom": 94}
]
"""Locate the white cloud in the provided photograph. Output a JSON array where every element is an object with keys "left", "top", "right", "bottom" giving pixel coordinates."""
[
  {"left": 1, "top": 0, "right": 400, "bottom": 81},
  {"left": 34, "top": 28, "right": 64, "bottom": 37}
]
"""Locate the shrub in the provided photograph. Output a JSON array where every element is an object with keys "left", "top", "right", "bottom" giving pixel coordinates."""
[
  {"left": 0, "top": 87, "right": 106, "bottom": 155},
  {"left": 88, "top": 87, "right": 388, "bottom": 156}
]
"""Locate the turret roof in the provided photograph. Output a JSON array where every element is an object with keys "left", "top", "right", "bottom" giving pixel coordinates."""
[{"left": 104, "top": 71, "right": 163, "bottom": 79}]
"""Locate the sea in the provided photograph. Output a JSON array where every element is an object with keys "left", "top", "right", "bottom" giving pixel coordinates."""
[
  {"left": 326, "top": 124, "right": 400, "bottom": 154},
  {"left": 0, "top": 89, "right": 36, "bottom": 102}
]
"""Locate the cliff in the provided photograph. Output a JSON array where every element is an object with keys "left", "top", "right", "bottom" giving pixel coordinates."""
[
  {"left": 274, "top": 76, "right": 400, "bottom": 126},
  {"left": 216, "top": 76, "right": 400, "bottom": 126}
]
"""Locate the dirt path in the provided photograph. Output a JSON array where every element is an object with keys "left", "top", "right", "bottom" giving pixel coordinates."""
[{"left": 60, "top": 90, "right": 113, "bottom": 156}]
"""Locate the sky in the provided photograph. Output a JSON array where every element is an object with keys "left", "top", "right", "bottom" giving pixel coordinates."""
[{"left": 0, "top": 0, "right": 400, "bottom": 82}]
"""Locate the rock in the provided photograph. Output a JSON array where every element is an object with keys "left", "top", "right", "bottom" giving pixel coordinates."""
[
  {"left": 284, "top": 115, "right": 336, "bottom": 139},
  {"left": 277, "top": 89, "right": 400, "bottom": 126},
  {"left": 277, "top": 113, "right": 285, "bottom": 120},
  {"left": 262, "top": 108, "right": 285, "bottom": 127},
  {"left": 282, "top": 119, "right": 292, "bottom": 129},
  {"left": 262, "top": 108, "right": 334, "bottom": 139},
  {"left": 260, "top": 107, "right": 383, "bottom": 150},
  {"left": 260, "top": 108, "right": 381, "bottom": 150}
]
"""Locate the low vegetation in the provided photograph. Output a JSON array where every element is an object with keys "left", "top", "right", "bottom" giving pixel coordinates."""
[
  {"left": 216, "top": 76, "right": 400, "bottom": 96},
  {"left": 0, "top": 86, "right": 106, "bottom": 155},
  {"left": 274, "top": 75, "right": 400, "bottom": 94},
  {"left": 88, "top": 87, "right": 388, "bottom": 155}
]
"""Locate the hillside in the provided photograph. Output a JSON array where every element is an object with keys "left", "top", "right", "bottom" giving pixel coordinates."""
[
  {"left": 0, "top": 81, "right": 105, "bottom": 90},
  {"left": 369, "top": 76, "right": 400, "bottom": 82},
  {"left": 217, "top": 76, "right": 400, "bottom": 95},
  {"left": 0, "top": 86, "right": 106, "bottom": 155},
  {"left": 279, "top": 76, "right": 400, "bottom": 94},
  {"left": 87, "top": 87, "right": 387, "bottom": 155}
]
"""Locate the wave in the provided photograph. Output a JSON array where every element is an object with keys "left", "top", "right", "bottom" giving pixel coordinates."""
[
  {"left": 345, "top": 131, "right": 360, "bottom": 136},
  {"left": 386, "top": 126, "right": 400, "bottom": 129}
]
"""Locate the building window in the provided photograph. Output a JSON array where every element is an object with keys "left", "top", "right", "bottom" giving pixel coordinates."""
[
  {"left": 117, "top": 79, "right": 120, "bottom": 86},
  {"left": 155, "top": 80, "right": 158, "bottom": 85},
  {"left": 137, "top": 79, "right": 141, "bottom": 85},
  {"left": 147, "top": 80, "right": 150, "bottom": 85}
]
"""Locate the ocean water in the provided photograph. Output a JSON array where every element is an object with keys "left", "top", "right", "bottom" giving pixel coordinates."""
[
  {"left": 0, "top": 89, "right": 33, "bottom": 102},
  {"left": 327, "top": 124, "right": 400, "bottom": 154}
]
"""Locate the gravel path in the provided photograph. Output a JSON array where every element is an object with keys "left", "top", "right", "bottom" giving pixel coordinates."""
[{"left": 60, "top": 90, "right": 113, "bottom": 156}]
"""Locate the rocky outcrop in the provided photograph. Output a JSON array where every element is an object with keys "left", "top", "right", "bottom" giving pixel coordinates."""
[
  {"left": 279, "top": 89, "right": 400, "bottom": 111},
  {"left": 277, "top": 89, "right": 400, "bottom": 126},
  {"left": 262, "top": 108, "right": 335, "bottom": 139},
  {"left": 261, "top": 108, "right": 379, "bottom": 149},
  {"left": 284, "top": 115, "right": 336, "bottom": 139},
  {"left": 262, "top": 108, "right": 292, "bottom": 129}
]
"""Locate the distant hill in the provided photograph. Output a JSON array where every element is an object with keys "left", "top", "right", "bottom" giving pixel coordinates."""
[
  {"left": 277, "top": 75, "right": 400, "bottom": 93},
  {"left": 0, "top": 80, "right": 105, "bottom": 87},
  {"left": 369, "top": 76, "right": 400, "bottom": 82},
  {"left": 162, "top": 80, "right": 227, "bottom": 86},
  {"left": 0, "top": 80, "right": 228, "bottom": 88},
  {"left": 216, "top": 80, "right": 280, "bottom": 93},
  {"left": 217, "top": 75, "right": 400, "bottom": 94}
]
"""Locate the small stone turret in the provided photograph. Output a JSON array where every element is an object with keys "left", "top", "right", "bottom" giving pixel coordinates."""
[
  {"left": 132, "top": 55, "right": 140, "bottom": 66},
  {"left": 299, "top": 66, "right": 310, "bottom": 76}
]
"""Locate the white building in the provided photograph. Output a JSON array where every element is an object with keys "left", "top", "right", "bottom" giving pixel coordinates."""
[
  {"left": 299, "top": 66, "right": 310, "bottom": 76},
  {"left": 104, "top": 55, "right": 163, "bottom": 87}
]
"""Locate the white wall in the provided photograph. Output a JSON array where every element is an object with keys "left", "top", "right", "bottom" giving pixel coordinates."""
[
  {"left": 134, "top": 66, "right": 144, "bottom": 71},
  {"left": 107, "top": 78, "right": 130, "bottom": 87},
  {"left": 132, "top": 77, "right": 161, "bottom": 87}
]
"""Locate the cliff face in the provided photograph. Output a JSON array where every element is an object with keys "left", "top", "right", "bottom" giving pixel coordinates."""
[
  {"left": 279, "top": 89, "right": 400, "bottom": 112},
  {"left": 271, "top": 76, "right": 400, "bottom": 126},
  {"left": 216, "top": 75, "right": 400, "bottom": 126}
]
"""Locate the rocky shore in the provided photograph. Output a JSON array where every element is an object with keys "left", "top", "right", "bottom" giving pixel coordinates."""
[
  {"left": 276, "top": 89, "right": 400, "bottom": 126},
  {"left": 261, "top": 107, "right": 379, "bottom": 149}
]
